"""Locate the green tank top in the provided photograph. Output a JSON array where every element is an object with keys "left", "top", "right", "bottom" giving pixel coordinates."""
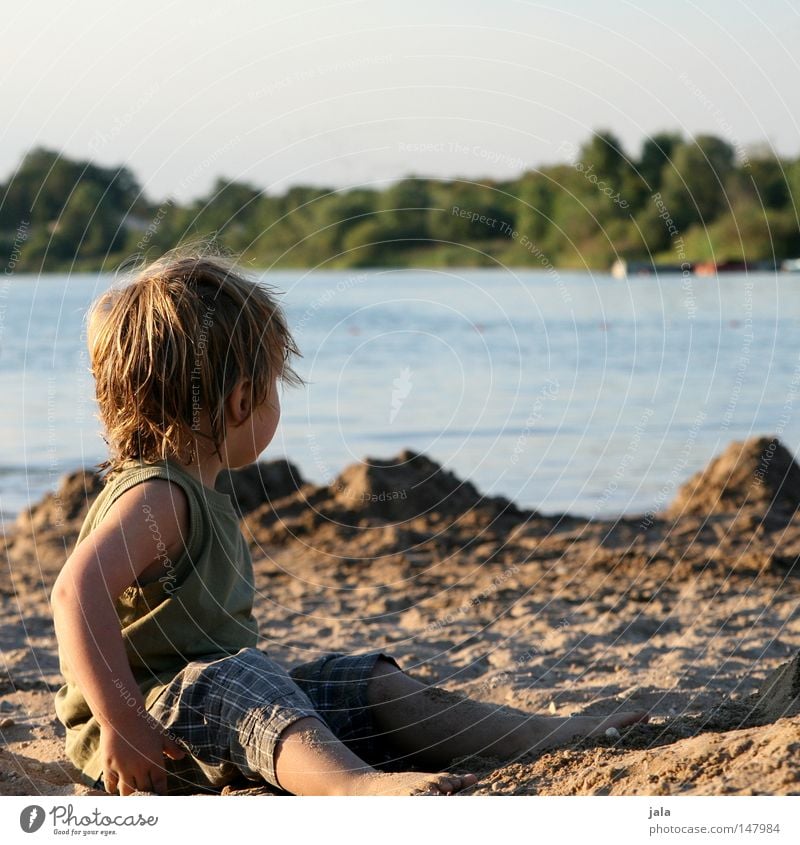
[{"left": 53, "top": 457, "right": 259, "bottom": 785}]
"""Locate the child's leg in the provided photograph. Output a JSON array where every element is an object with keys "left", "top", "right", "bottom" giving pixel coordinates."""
[
  {"left": 148, "top": 647, "right": 477, "bottom": 796},
  {"left": 365, "top": 659, "right": 648, "bottom": 767},
  {"left": 272, "top": 715, "right": 477, "bottom": 796}
]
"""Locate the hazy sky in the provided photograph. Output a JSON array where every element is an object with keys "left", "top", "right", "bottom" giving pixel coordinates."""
[{"left": 4, "top": 0, "right": 799, "bottom": 201}]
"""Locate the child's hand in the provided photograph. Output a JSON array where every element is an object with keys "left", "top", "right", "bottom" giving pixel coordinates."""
[{"left": 99, "top": 713, "right": 186, "bottom": 796}]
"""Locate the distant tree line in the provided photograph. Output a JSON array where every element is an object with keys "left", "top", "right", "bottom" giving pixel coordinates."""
[{"left": 2, "top": 131, "right": 799, "bottom": 273}]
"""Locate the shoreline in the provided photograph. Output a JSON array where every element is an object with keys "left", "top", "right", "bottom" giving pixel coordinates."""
[{"left": 3, "top": 264, "right": 792, "bottom": 278}]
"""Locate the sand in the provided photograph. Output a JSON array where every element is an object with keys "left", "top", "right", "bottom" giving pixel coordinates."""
[{"left": 2, "top": 436, "right": 800, "bottom": 796}]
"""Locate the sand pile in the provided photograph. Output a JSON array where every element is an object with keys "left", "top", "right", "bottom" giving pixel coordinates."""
[
  {"left": 243, "top": 449, "right": 527, "bottom": 546},
  {"left": 12, "top": 457, "right": 303, "bottom": 537},
  {"left": 329, "top": 449, "right": 521, "bottom": 522},
  {"left": 755, "top": 651, "right": 800, "bottom": 723},
  {"left": 668, "top": 436, "right": 800, "bottom": 517},
  {"left": 4, "top": 469, "right": 107, "bottom": 597},
  {"left": 1, "top": 458, "right": 306, "bottom": 598},
  {"left": 215, "top": 458, "right": 304, "bottom": 517},
  {"left": 13, "top": 468, "right": 104, "bottom": 536}
]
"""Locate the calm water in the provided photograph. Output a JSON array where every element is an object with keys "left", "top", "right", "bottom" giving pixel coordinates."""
[{"left": 1, "top": 268, "right": 798, "bottom": 528}]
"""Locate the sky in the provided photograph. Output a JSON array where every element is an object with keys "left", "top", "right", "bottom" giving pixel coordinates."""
[{"left": 3, "top": 0, "right": 799, "bottom": 201}]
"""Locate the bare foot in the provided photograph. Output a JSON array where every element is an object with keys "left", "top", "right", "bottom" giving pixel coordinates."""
[
  {"left": 525, "top": 709, "right": 648, "bottom": 754},
  {"left": 347, "top": 770, "right": 479, "bottom": 796}
]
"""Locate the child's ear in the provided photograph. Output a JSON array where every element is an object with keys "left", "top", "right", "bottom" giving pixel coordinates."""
[{"left": 226, "top": 378, "right": 254, "bottom": 426}]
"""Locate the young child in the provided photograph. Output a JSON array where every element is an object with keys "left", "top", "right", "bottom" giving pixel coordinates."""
[{"left": 52, "top": 249, "right": 646, "bottom": 797}]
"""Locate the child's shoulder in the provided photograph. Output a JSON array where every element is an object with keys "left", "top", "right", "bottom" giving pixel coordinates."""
[
  {"left": 103, "top": 472, "right": 191, "bottom": 524},
  {"left": 95, "top": 459, "right": 192, "bottom": 517},
  {"left": 79, "top": 461, "right": 194, "bottom": 561}
]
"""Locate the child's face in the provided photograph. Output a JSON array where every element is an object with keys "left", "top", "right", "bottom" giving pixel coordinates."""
[
  {"left": 247, "top": 375, "right": 281, "bottom": 462},
  {"left": 218, "top": 374, "right": 281, "bottom": 469}
]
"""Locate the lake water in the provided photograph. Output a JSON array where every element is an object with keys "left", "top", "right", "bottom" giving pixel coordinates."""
[{"left": 1, "top": 268, "right": 798, "bottom": 528}]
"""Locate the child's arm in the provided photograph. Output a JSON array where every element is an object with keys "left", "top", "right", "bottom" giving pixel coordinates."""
[{"left": 51, "top": 480, "right": 189, "bottom": 795}]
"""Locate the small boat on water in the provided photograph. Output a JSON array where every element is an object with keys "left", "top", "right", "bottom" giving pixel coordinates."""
[
  {"left": 612, "top": 258, "right": 782, "bottom": 278},
  {"left": 611, "top": 258, "right": 692, "bottom": 279},
  {"left": 695, "top": 259, "right": 780, "bottom": 275},
  {"left": 694, "top": 260, "right": 749, "bottom": 276}
]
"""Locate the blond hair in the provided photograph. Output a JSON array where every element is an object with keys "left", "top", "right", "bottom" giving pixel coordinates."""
[{"left": 87, "top": 246, "right": 304, "bottom": 482}]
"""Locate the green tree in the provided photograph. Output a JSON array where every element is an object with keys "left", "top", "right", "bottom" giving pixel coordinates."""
[
  {"left": 578, "top": 130, "right": 627, "bottom": 182},
  {"left": 727, "top": 154, "right": 790, "bottom": 211},
  {"left": 192, "top": 178, "right": 262, "bottom": 230},
  {"left": 323, "top": 188, "right": 378, "bottom": 251},
  {"left": 659, "top": 135, "right": 736, "bottom": 229},
  {"left": 513, "top": 173, "right": 554, "bottom": 244},
  {"left": 4, "top": 129, "right": 800, "bottom": 273},
  {"left": 377, "top": 178, "right": 433, "bottom": 241},
  {"left": 637, "top": 132, "right": 683, "bottom": 193}
]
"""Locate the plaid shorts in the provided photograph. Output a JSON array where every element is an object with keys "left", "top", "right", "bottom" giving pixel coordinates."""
[{"left": 92, "top": 647, "right": 400, "bottom": 795}]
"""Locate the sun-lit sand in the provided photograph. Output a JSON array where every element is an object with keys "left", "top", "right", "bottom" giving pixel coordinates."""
[{"left": 2, "top": 437, "right": 799, "bottom": 796}]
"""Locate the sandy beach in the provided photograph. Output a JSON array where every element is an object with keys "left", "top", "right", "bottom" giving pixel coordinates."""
[{"left": 1, "top": 436, "right": 799, "bottom": 796}]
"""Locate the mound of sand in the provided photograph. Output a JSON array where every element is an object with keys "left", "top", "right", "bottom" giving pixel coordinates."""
[
  {"left": 668, "top": 436, "right": 800, "bottom": 517},
  {"left": 242, "top": 449, "right": 528, "bottom": 546},
  {"left": 330, "top": 449, "right": 520, "bottom": 522},
  {"left": 1, "top": 458, "right": 306, "bottom": 598},
  {"left": 215, "top": 459, "right": 304, "bottom": 517},
  {"left": 13, "top": 469, "right": 104, "bottom": 536},
  {"left": 12, "top": 458, "right": 304, "bottom": 538},
  {"left": 755, "top": 651, "right": 800, "bottom": 723}
]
